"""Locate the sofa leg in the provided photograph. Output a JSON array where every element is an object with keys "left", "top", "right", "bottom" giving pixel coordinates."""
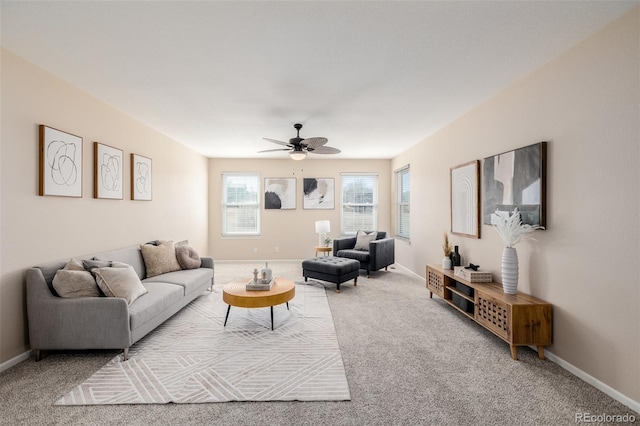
[
  {"left": 34, "top": 349, "right": 41, "bottom": 362},
  {"left": 122, "top": 348, "right": 129, "bottom": 361}
]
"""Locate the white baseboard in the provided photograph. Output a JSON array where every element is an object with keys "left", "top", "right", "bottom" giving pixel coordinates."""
[
  {"left": 392, "top": 263, "right": 424, "bottom": 281},
  {"left": 542, "top": 349, "right": 640, "bottom": 414},
  {"left": 0, "top": 349, "right": 32, "bottom": 373}
]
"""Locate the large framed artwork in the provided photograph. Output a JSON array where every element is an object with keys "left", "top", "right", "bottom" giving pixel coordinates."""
[
  {"left": 39, "top": 125, "right": 83, "bottom": 197},
  {"left": 131, "top": 154, "right": 152, "bottom": 201},
  {"left": 264, "top": 177, "right": 296, "bottom": 209},
  {"left": 303, "top": 178, "right": 335, "bottom": 209},
  {"left": 94, "top": 142, "right": 123, "bottom": 200},
  {"left": 483, "top": 141, "right": 547, "bottom": 227},
  {"left": 450, "top": 160, "right": 480, "bottom": 238}
]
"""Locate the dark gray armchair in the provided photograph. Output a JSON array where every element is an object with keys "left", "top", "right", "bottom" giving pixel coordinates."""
[{"left": 332, "top": 231, "right": 395, "bottom": 277}]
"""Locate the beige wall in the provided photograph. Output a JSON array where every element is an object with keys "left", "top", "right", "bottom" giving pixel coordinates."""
[
  {"left": 208, "top": 158, "right": 391, "bottom": 261},
  {"left": 0, "top": 50, "right": 209, "bottom": 363},
  {"left": 392, "top": 9, "right": 639, "bottom": 403}
]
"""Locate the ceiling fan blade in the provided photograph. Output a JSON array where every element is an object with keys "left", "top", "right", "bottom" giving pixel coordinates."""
[
  {"left": 257, "top": 148, "right": 290, "bottom": 153},
  {"left": 302, "top": 137, "right": 328, "bottom": 148},
  {"left": 309, "top": 146, "right": 341, "bottom": 154},
  {"left": 263, "top": 138, "right": 291, "bottom": 147}
]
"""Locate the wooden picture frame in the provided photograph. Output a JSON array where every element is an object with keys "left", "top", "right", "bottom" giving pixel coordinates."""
[
  {"left": 39, "top": 125, "right": 83, "bottom": 197},
  {"left": 450, "top": 160, "right": 480, "bottom": 238},
  {"left": 94, "top": 142, "right": 123, "bottom": 199},
  {"left": 303, "top": 178, "right": 335, "bottom": 209},
  {"left": 264, "top": 177, "right": 296, "bottom": 209},
  {"left": 131, "top": 154, "right": 152, "bottom": 201},
  {"left": 483, "top": 141, "right": 547, "bottom": 227}
]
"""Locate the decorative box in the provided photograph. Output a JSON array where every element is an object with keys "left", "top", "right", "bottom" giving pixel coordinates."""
[
  {"left": 454, "top": 266, "right": 492, "bottom": 283},
  {"left": 246, "top": 278, "right": 274, "bottom": 291}
]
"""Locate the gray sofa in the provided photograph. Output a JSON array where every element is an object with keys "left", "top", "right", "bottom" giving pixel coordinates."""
[{"left": 26, "top": 243, "right": 214, "bottom": 361}]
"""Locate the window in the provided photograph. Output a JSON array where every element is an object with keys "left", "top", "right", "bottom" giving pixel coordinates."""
[
  {"left": 395, "top": 165, "right": 410, "bottom": 241},
  {"left": 340, "top": 173, "right": 378, "bottom": 235},
  {"left": 222, "top": 172, "right": 260, "bottom": 236}
]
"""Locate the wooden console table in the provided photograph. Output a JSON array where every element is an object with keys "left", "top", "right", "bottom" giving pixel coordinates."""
[{"left": 427, "top": 265, "right": 552, "bottom": 360}]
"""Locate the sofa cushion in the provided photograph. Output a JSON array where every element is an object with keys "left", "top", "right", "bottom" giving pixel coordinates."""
[
  {"left": 143, "top": 268, "right": 213, "bottom": 296},
  {"left": 354, "top": 230, "right": 378, "bottom": 250},
  {"left": 337, "top": 249, "right": 370, "bottom": 263},
  {"left": 93, "top": 266, "right": 148, "bottom": 305},
  {"left": 176, "top": 245, "right": 201, "bottom": 270},
  {"left": 140, "top": 240, "right": 182, "bottom": 278},
  {"left": 129, "top": 282, "right": 184, "bottom": 332}
]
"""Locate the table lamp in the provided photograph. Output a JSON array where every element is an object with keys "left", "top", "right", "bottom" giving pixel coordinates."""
[{"left": 315, "top": 220, "right": 331, "bottom": 247}]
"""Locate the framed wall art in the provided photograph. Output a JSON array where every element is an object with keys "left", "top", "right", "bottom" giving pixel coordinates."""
[
  {"left": 451, "top": 160, "right": 480, "bottom": 238},
  {"left": 131, "top": 154, "right": 152, "bottom": 201},
  {"left": 264, "top": 177, "right": 296, "bottom": 209},
  {"left": 303, "top": 178, "right": 335, "bottom": 209},
  {"left": 94, "top": 142, "right": 123, "bottom": 199},
  {"left": 483, "top": 141, "right": 547, "bottom": 227},
  {"left": 39, "top": 125, "right": 83, "bottom": 197}
]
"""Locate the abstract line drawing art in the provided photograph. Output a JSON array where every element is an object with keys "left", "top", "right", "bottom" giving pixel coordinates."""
[
  {"left": 303, "top": 178, "right": 334, "bottom": 209},
  {"left": 483, "top": 142, "right": 547, "bottom": 227},
  {"left": 39, "top": 125, "right": 83, "bottom": 197},
  {"left": 450, "top": 160, "right": 480, "bottom": 238},
  {"left": 131, "top": 154, "right": 152, "bottom": 201},
  {"left": 94, "top": 142, "right": 123, "bottom": 199},
  {"left": 264, "top": 177, "right": 296, "bottom": 209}
]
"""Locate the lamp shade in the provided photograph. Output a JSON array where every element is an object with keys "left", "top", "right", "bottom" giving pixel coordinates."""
[
  {"left": 315, "top": 220, "right": 330, "bottom": 233},
  {"left": 290, "top": 151, "right": 306, "bottom": 161}
]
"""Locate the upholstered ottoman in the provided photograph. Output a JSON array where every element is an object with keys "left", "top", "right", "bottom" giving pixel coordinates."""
[{"left": 302, "top": 256, "right": 360, "bottom": 292}]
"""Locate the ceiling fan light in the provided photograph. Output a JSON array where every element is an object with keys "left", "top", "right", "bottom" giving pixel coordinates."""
[{"left": 290, "top": 151, "right": 307, "bottom": 161}]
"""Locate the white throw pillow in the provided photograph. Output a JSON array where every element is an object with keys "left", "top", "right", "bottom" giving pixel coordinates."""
[
  {"left": 354, "top": 230, "right": 378, "bottom": 251},
  {"left": 93, "top": 266, "right": 148, "bottom": 305}
]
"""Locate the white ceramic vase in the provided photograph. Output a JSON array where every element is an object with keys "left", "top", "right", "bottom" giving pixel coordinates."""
[
  {"left": 501, "top": 247, "right": 519, "bottom": 294},
  {"left": 442, "top": 257, "right": 452, "bottom": 270}
]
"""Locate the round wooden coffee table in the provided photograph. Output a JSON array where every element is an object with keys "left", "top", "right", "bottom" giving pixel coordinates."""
[{"left": 222, "top": 278, "right": 295, "bottom": 330}]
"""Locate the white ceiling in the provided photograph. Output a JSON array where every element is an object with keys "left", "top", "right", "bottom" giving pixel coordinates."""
[{"left": 1, "top": 1, "right": 637, "bottom": 159}]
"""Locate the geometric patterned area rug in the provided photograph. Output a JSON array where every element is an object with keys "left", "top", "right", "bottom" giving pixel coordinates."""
[{"left": 55, "top": 282, "right": 351, "bottom": 404}]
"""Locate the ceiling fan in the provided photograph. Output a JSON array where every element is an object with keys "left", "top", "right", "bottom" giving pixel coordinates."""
[{"left": 259, "top": 123, "right": 341, "bottom": 160}]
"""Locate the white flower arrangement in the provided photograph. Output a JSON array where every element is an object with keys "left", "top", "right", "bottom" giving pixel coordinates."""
[{"left": 490, "top": 208, "right": 544, "bottom": 248}]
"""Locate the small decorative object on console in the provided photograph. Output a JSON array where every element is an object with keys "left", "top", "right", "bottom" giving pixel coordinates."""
[{"left": 454, "top": 266, "right": 492, "bottom": 283}]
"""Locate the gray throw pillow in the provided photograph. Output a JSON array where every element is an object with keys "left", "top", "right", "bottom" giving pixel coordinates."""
[
  {"left": 93, "top": 266, "right": 148, "bottom": 305},
  {"left": 52, "top": 269, "right": 101, "bottom": 298},
  {"left": 354, "top": 230, "right": 378, "bottom": 251},
  {"left": 83, "top": 259, "right": 130, "bottom": 271},
  {"left": 140, "top": 240, "right": 182, "bottom": 277},
  {"left": 176, "top": 245, "right": 201, "bottom": 270}
]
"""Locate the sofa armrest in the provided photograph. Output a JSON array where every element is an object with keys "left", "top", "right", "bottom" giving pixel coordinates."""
[
  {"left": 200, "top": 256, "right": 214, "bottom": 270},
  {"left": 333, "top": 236, "right": 357, "bottom": 256},
  {"left": 26, "top": 268, "right": 131, "bottom": 351},
  {"left": 369, "top": 238, "right": 395, "bottom": 270}
]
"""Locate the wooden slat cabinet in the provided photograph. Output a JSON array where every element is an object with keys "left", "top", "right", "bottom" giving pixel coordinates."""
[{"left": 426, "top": 265, "right": 552, "bottom": 360}]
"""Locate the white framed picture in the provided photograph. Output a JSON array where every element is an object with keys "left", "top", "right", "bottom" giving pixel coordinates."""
[
  {"left": 265, "top": 177, "right": 296, "bottom": 209},
  {"left": 39, "top": 125, "right": 83, "bottom": 197},
  {"left": 94, "top": 142, "right": 123, "bottom": 199},
  {"left": 303, "top": 178, "right": 335, "bottom": 209},
  {"left": 131, "top": 154, "right": 152, "bottom": 201}
]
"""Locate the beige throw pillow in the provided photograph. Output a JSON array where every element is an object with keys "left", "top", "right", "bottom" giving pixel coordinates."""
[
  {"left": 140, "top": 240, "right": 182, "bottom": 277},
  {"left": 93, "top": 266, "right": 148, "bottom": 305},
  {"left": 354, "top": 230, "right": 378, "bottom": 251},
  {"left": 176, "top": 245, "right": 201, "bottom": 269},
  {"left": 52, "top": 269, "right": 102, "bottom": 298}
]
